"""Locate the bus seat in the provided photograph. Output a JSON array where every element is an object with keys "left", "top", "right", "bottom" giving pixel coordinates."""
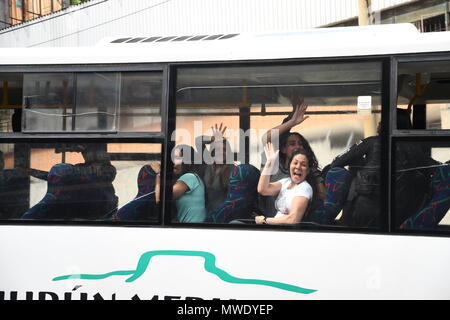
[
  {"left": 73, "top": 163, "right": 118, "bottom": 220},
  {"left": 111, "top": 164, "right": 158, "bottom": 221},
  {"left": 400, "top": 165, "right": 450, "bottom": 229},
  {"left": 21, "top": 163, "right": 80, "bottom": 220},
  {"left": 0, "top": 169, "right": 29, "bottom": 219},
  {"left": 207, "top": 164, "right": 260, "bottom": 223},
  {"left": 307, "top": 167, "right": 352, "bottom": 225}
]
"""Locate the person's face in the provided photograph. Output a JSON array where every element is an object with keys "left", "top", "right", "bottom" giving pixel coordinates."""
[
  {"left": 282, "top": 135, "right": 304, "bottom": 160},
  {"left": 290, "top": 153, "right": 310, "bottom": 185}
]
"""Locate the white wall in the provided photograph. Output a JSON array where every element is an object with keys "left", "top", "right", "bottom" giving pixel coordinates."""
[{"left": 0, "top": 0, "right": 415, "bottom": 47}]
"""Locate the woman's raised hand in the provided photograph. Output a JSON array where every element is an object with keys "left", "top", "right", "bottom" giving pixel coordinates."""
[
  {"left": 264, "top": 142, "right": 279, "bottom": 166},
  {"left": 290, "top": 100, "right": 309, "bottom": 127},
  {"left": 211, "top": 122, "right": 227, "bottom": 142}
]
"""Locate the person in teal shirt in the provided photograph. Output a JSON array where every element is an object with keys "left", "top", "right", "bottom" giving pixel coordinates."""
[
  {"left": 176, "top": 172, "right": 206, "bottom": 222},
  {"left": 172, "top": 145, "right": 206, "bottom": 222},
  {"left": 152, "top": 144, "right": 206, "bottom": 223}
]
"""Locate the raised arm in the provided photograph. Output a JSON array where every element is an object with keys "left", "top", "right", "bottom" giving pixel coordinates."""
[
  {"left": 257, "top": 142, "right": 282, "bottom": 196},
  {"left": 330, "top": 137, "right": 372, "bottom": 169},
  {"left": 261, "top": 98, "right": 309, "bottom": 145}
]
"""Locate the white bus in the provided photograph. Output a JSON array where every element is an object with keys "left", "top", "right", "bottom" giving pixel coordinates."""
[{"left": 0, "top": 23, "right": 449, "bottom": 301}]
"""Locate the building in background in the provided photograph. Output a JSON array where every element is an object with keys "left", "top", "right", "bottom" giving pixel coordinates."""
[
  {"left": 1, "top": 0, "right": 448, "bottom": 48},
  {"left": 328, "top": 0, "right": 450, "bottom": 32},
  {"left": 0, "top": 0, "right": 72, "bottom": 29}
]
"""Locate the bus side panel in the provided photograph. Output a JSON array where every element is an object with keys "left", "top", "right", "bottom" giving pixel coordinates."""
[{"left": 0, "top": 226, "right": 449, "bottom": 300}]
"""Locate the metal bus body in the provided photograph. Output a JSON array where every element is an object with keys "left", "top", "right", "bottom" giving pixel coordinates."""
[{"left": 0, "top": 23, "right": 450, "bottom": 300}]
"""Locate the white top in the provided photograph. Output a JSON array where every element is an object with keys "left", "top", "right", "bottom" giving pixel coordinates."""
[{"left": 274, "top": 178, "right": 313, "bottom": 218}]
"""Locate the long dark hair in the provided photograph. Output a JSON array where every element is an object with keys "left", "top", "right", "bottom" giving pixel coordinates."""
[
  {"left": 209, "top": 139, "right": 233, "bottom": 189},
  {"left": 171, "top": 144, "right": 202, "bottom": 177},
  {"left": 288, "top": 149, "right": 321, "bottom": 211},
  {"left": 280, "top": 132, "right": 320, "bottom": 170}
]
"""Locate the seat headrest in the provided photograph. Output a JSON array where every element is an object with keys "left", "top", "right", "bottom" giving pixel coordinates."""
[{"left": 47, "top": 163, "right": 78, "bottom": 189}]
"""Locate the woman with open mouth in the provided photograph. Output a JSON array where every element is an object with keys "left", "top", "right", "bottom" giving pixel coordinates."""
[{"left": 255, "top": 142, "right": 314, "bottom": 225}]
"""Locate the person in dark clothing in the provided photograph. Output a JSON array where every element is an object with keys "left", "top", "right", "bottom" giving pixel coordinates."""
[
  {"left": 329, "top": 134, "right": 381, "bottom": 227},
  {"left": 393, "top": 142, "right": 440, "bottom": 227},
  {"left": 12, "top": 108, "right": 22, "bottom": 132},
  {"left": 328, "top": 109, "right": 437, "bottom": 228}
]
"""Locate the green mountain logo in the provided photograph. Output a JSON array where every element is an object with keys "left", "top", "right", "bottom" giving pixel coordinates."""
[{"left": 53, "top": 250, "right": 316, "bottom": 294}]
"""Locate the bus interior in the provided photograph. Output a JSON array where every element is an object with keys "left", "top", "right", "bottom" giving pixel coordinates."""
[{"left": 0, "top": 56, "right": 449, "bottom": 233}]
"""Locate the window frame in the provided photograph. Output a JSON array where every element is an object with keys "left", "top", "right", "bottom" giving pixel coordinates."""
[
  {"left": 169, "top": 55, "right": 392, "bottom": 233},
  {"left": 0, "top": 63, "right": 170, "bottom": 226},
  {"left": 1, "top": 53, "right": 449, "bottom": 237},
  {"left": 391, "top": 54, "right": 450, "bottom": 236}
]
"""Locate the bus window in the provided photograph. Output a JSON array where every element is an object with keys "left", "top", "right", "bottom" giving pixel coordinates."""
[
  {"left": 398, "top": 60, "right": 450, "bottom": 130},
  {"left": 0, "top": 72, "right": 23, "bottom": 132},
  {"left": 174, "top": 61, "right": 383, "bottom": 228},
  {"left": 396, "top": 141, "right": 450, "bottom": 231},
  {"left": 0, "top": 142, "right": 161, "bottom": 222},
  {"left": 21, "top": 71, "right": 162, "bottom": 133},
  {"left": 120, "top": 72, "right": 162, "bottom": 132},
  {"left": 0, "top": 143, "right": 28, "bottom": 219}
]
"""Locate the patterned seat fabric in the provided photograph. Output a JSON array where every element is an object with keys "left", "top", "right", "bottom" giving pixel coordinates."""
[
  {"left": 73, "top": 163, "right": 118, "bottom": 220},
  {"left": 307, "top": 167, "right": 352, "bottom": 225},
  {"left": 207, "top": 164, "right": 260, "bottom": 223},
  {"left": 400, "top": 165, "right": 450, "bottom": 229},
  {"left": 21, "top": 163, "right": 80, "bottom": 220}
]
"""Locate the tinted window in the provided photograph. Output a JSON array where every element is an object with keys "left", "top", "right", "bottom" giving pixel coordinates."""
[
  {"left": 398, "top": 60, "right": 450, "bottom": 130},
  {"left": 395, "top": 140, "right": 450, "bottom": 231},
  {"left": 21, "top": 72, "right": 163, "bottom": 133},
  {"left": 174, "top": 61, "right": 383, "bottom": 227},
  {"left": 0, "top": 142, "right": 161, "bottom": 222}
]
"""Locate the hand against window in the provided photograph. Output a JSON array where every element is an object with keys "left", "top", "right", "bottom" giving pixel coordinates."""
[
  {"left": 290, "top": 99, "right": 309, "bottom": 127},
  {"left": 211, "top": 122, "right": 227, "bottom": 143}
]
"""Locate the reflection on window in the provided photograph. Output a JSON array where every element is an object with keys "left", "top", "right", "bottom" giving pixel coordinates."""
[
  {"left": 396, "top": 142, "right": 450, "bottom": 230},
  {"left": 22, "top": 73, "right": 76, "bottom": 132},
  {"left": 398, "top": 60, "right": 450, "bottom": 130},
  {"left": 175, "top": 62, "right": 383, "bottom": 227},
  {"left": 0, "top": 142, "right": 161, "bottom": 222},
  {"left": 21, "top": 72, "right": 162, "bottom": 133},
  {"left": 75, "top": 73, "right": 120, "bottom": 131},
  {"left": 413, "top": 14, "right": 447, "bottom": 33},
  {"left": 0, "top": 72, "right": 24, "bottom": 133},
  {"left": 120, "top": 72, "right": 162, "bottom": 132}
]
